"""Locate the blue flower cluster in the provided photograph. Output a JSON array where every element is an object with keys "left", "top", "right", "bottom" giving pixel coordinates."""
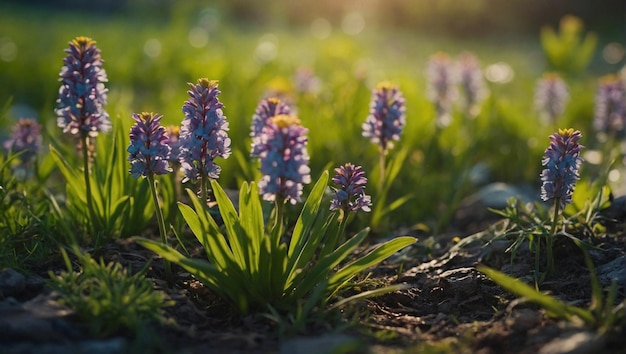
[
  {"left": 250, "top": 97, "right": 291, "bottom": 157},
  {"left": 255, "top": 114, "right": 311, "bottom": 204},
  {"left": 330, "top": 163, "right": 372, "bottom": 213},
  {"left": 425, "top": 52, "right": 458, "bottom": 128},
  {"left": 179, "top": 79, "right": 231, "bottom": 182},
  {"left": 540, "top": 128, "right": 583, "bottom": 208},
  {"left": 458, "top": 52, "right": 488, "bottom": 118},
  {"left": 534, "top": 73, "right": 569, "bottom": 124},
  {"left": 128, "top": 112, "right": 172, "bottom": 178},
  {"left": 362, "top": 81, "right": 406, "bottom": 153},
  {"left": 593, "top": 74, "right": 625, "bottom": 137},
  {"left": 56, "top": 36, "right": 110, "bottom": 137},
  {"left": 3, "top": 118, "right": 42, "bottom": 165}
]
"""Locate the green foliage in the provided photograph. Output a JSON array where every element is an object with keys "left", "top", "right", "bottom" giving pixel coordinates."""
[
  {"left": 0, "top": 152, "right": 60, "bottom": 269},
  {"left": 369, "top": 147, "right": 414, "bottom": 232},
  {"left": 136, "top": 171, "right": 416, "bottom": 316},
  {"left": 540, "top": 14, "right": 597, "bottom": 75},
  {"left": 48, "top": 120, "right": 154, "bottom": 244},
  {"left": 489, "top": 181, "right": 610, "bottom": 285},
  {"left": 48, "top": 248, "right": 171, "bottom": 338}
]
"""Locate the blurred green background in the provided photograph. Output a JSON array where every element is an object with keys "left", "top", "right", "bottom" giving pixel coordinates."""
[{"left": 0, "top": 0, "right": 624, "bottom": 233}]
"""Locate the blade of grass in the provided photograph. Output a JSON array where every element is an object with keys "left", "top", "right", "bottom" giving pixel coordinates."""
[
  {"left": 478, "top": 265, "right": 594, "bottom": 324},
  {"left": 328, "top": 236, "right": 416, "bottom": 296}
]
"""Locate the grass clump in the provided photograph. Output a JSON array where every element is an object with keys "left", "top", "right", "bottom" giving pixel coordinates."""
[{"left": 48, "top": 248, "right": 171, "bottom": 338}]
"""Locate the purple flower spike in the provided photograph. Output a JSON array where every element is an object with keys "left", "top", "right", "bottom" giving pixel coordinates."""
[
  {"left": 426, "top": 52, "right": 458, "bottom": 128},
  {"left": 56, "top": 36, "right": 110, "bottom": 137},
  {"left": 362, "top": 81, "right": 406, "bottom": 153},
  {"left": 256, "top": 114, "right": 311, "bottom": 205},
  {"left": 3, "top": 118, "right": 42, "bottom": 164},
  {"left": 458, "top": 52, "right": 487, "bottom": 118},
  {"left": 250, "top": 97, "right": 291, "bottom": 157},
  {"left": 179, "top": 78, "right": 231, "bottom": 182},
  {"left": 128, "top": 112, "right": 172, "bottom": 178},
  {"left": 593, "top": 74, "right": 625, "bottom": 137},
  {"left": 165, "top": 125, "right": 182, "bottom": 164},
  {"left": 540, "top": 128, "right": 584, "bottom": 209},
  {"left": 534, "top": 72, "right": 569, "bottom": 124},
  {"left": 330, "top": 163, "right": 372, "bottom": 213}
]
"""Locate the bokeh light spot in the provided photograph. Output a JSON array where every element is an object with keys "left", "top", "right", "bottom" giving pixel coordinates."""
[
  {"left": 341, "top": 12, "right": 365, "bottom": 36},
  {"left": 144, "top": 38, "right": 162, "bottom": 58},
  {"left": 255, "top": 34, "right": 278, "bottom": 63},
  {"left": 189, "top": 27, "right": 209, "bottom": 48},
  {"left": 310, "top": 18, "right": 332, "bottom": 39},
  {"left": 602, "top": 42, "right": 625, "bottom": 65},
  {"left": 582, "top": 150, "right": 602, "bottom": 165},
  {"left": 0, "top": 38, "right": 17, "bottom": 62},
  {"left": 608, "top": 169, "right": 621, "bottom": 182},
  {"left": 485, "top": 62, "right": 514, "bottom": 83}
]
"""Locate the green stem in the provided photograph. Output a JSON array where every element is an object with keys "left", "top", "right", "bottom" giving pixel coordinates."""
[
  {"left": 148, "top": 172, "right": 173, "bottom": 284},
  {"left": 80, "top": 133, "right": 99, "bottom": 238},
  {"left": 546, "top": 198, "right": 560, "bottom": 278},
  {"left": 336, "top": 210, "right": 350, "bottom": 246},
  {"left": 272, "top": 196, "right": 285, "bottom": 246},
  {"left": 378, "top": 146, "right": 386, "bottom": 193},
  {"left": 534, "top": 234, "right": 541, "bottom": 289},
  {"left": 201, "top": 173, "right": 209, "bottom": 210}
]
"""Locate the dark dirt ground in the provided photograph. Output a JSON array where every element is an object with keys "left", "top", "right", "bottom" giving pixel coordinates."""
[{"left": 1, "top": 212, "right": 625, "bottom": 354}]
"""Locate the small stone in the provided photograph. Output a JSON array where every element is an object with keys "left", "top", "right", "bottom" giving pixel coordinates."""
[
  {"left": 538, "top": 330, "right": 605, "bottom": 354},
  {"left": 0, "top": 268, "right": 26, "bottom": 298},
  {"left": 507, "top": 308, "right": 541, "bottom": 332}
]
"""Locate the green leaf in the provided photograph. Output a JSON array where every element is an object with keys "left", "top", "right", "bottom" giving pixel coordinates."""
[
  {"left": 290, "top": 227, "right": 370, "bottom": 299},
  {"left": 572, "top": 32, "right": 597, "bottom": 72},
  {"left": 238, "top": 181, "right": 264, "bottom": 274},
  {"left": 49, "top": 145, "right": 86, "bottom": 202},
  {"left": 328, "top": 236, "right": 416, "bottom": 297},
  {"left": 289, "top": 171, "right": 328, "bottom": 258},
  {"left": 210, "top": 179, "right": 248, "bottom": 270},
  {"left": 329, "top": 283, "right": 410, "bottom": 310},
  {"left": 107, "top": 195, "right": 130, "bottom": 233},
  {"left": 134, "top": 237, "right": 249, "bottom": 313},
  {"left": 178, "top": 200, "right": 230, "bottom": 270},
  {"left": 478, "top": 265, "right": 594, "bottom": 324}
]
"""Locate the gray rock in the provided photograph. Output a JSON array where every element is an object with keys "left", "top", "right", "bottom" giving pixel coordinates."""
[
  {"left": 0, "top": 268, "right": 26, "bottom": 298},
  {"left": 0, "top": 294, "right": 76, "bottom": 343},
  {"left": 598, "top": 195, "right": 626, "bottom": 231},
  {"left": 280, "top": 333, "right": 362, "bottom": 354},
  {"left": 597, "top": 255, "right": 626, "bottom": 290},
  {"left": 1, "top": 337, "right": 127, "bottom": 354},
  {"left": 0, "top": 294, "right": 128, "bottom": 353},
  {"left": 538, "top": 330, "right": 605, "bottom": 354}
]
